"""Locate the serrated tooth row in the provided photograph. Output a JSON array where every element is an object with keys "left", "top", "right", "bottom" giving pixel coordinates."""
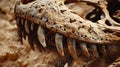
[
  {"left": 55, "top": 33, "right": 64, "bottom": 56},
  {"left": 54, "top": 33, "right": 100, "bottom": 59},
  {"left": 17, "top": 18, "right": 47, "bottom": 49},
  {"left": 17, "top": 18, "right": 109, "bottom": 61}
]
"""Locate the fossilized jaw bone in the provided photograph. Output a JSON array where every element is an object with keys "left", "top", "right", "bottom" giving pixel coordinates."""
[
  {"left": 15, "top": 0, "right": 120, "bottom": 45},
  {"left": 15, "top": 0, "right": 120, "bottom": 66}
]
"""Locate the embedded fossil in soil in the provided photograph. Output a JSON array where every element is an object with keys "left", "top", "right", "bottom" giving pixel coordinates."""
[{"left": 14, "top": 0, "right": 120, "bottom": 66}]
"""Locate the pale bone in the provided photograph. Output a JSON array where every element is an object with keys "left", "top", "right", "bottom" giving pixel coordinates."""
[
  {"left": 37, "top": 26, "right": 46, "bottom": 47},
  {"left": 55, "top": 33, "right": 64, "bottom": 56},
  {"left": 80, "top": 42, "right": 90, "bottom": 57}
]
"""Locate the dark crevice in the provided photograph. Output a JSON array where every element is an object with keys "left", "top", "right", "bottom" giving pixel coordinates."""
[
  {"left": 21, "top": 0, "right": 35, "bottom": 4},
  {"left": 105, "top": 20, "right": 112, "bottom": 26},
  {"left": 107, "top": 0, "right": 120, "bottom": 23},
  {"left": 86, "top": 8, "right": 103, "bottom": 22}
]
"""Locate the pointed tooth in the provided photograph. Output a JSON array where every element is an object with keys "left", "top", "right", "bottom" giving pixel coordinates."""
[
  {"left": 80, "top": 43, "right": 90, "bottom": 57},
  {"left": 34, "top": 24, "right": 45, "bottom": 52},
  {"left": 24, "top": 20, "right": 30, "bottom": 34},
  {"left": 101, "top": 45, "right": 106, "bottom": 56},
  {"left": 16, "top": 18, "right": 19, "bottom": 25},
  {"left": 37, "top": 26, "right": 46, "bottom": 47},
  {"left": 16, "top": 18, "right": 21, "bottom": 30},
  {"left": 21, "top": 19, "right": 25, "bottom": 40},
  {"left": 64, "top": 63, "right": 69, "bottom": 67},
  {"left": 18, "top": 18, "right": 24, "bottom": 44},
  {"left": 23, "top": 31, "right": 27, "bottom": 40},
  {"left": 67, "top": 39, "right": 78, "bottom": 60},
  {"left": 22, "top": 19, "right": 26, "bottom": 40},
  {"left": 55, "top": 33, "right": 64, "bottom": 56},
  {"left": 21, "top": 18, "right": 24, "bottom": 25},
  {"left": 18, "top": 29, "right": 23, "bottom": 44},
  {"left": 90, "top": 45, "right": 99, "bottom": 58},
  {"left": 31, "top": 23, "right": 34, "bottom": 31},
  {"left": 28, "top": 34, "right": 34, "bottom": 50},
  {"left": 17, "top": 18, "right": 23, "bottom": 30},
  {"left": 14, "top": 0, "right": 20, "bottom": 14},
  {"left": 106, "top": 45, "right": 112, "bottom": 56}
]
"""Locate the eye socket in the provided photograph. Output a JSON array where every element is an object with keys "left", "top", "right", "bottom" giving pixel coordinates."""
[
  {"left": 21, "top": 0, "right": 35, "bottom": 4},
  {"left": 85, "top": 8, "right": 104, "bottom": 22}
]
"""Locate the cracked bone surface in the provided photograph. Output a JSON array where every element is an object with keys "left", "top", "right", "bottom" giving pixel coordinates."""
[{"left": 14, "top": 0, "right": 120, "bottom": 66}]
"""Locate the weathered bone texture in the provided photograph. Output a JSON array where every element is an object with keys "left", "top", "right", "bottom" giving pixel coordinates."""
[
  {"left": 14, "top": 0, "right": 120, "bottom": 45},
  {"left": 14, "top": 0, "right": 120, "bottom": 66}
]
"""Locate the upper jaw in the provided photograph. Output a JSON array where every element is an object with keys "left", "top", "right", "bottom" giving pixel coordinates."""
[{"left": 14, "top": 0, "right": 120, "bottom": 45}]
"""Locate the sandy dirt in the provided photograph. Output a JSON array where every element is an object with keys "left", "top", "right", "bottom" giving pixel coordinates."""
[{"left": 0, "top": 0, "right": 60, "bottom": 67}]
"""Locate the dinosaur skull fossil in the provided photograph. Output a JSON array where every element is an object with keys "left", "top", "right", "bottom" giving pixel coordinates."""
[{"left": 14, "top": 0, "right": 120, "bottom": 66}]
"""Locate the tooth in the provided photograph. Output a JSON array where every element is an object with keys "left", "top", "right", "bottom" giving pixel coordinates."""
[
  {"left": 37, "top": 26, "right": 46, "bottom": 47},
  {"left": 67, "top": 39, "right": 78, "bottom": 60},
  {"left": 14, "top": 0, "right": 20, "bottom": 14},
  {"left": 28, "top": 34, "right": 34, "bottom": 50},
  {"left": 21, "top": 18, "right": 24, "bottom": 25},
  {"left": 17, "top": 18, "right": 24, "bottom": 44},
  {"left": 21, "top": 19, "right": 27, "bottom": 40},
  {"left": 24, "top": 20, "right": 30, "bottom": 34},
  {"left": 55, "top": 33, "right": 64, "bottom": 56},
  {"left": 90, "top": 45, "right": 99, "bottom": 58},
  {"left": 31, "top": 23, "right": 34, "bottom": 31},
  {"left": 35, "top": 37, "right": 45, "bottom": 52},
  {"left": 106, "top": 45, "right": 112, "bottom": 56},
  {"left": 64, "top": 63, "right": 69, "bottom": 67},
  {"left": 16, "top": 18, "right": 21, "bottom": 30},
  {"left": 23, "top": 31, "right": 27, "bottom": 40},
  {"left": 18, "top": 29, "right": 23, "bottom": 44},
  {"left": 101, "top": 45, "right": 106, "bottom": 56},
  {"left": 16, "top": 17, "right": 19, "bottom": 24},
  {"left": 17, "top": 18, "right": 23, "bottom": 32},
  {"left": 80, "top": 43, "right": 90, "bottom": 57}
]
